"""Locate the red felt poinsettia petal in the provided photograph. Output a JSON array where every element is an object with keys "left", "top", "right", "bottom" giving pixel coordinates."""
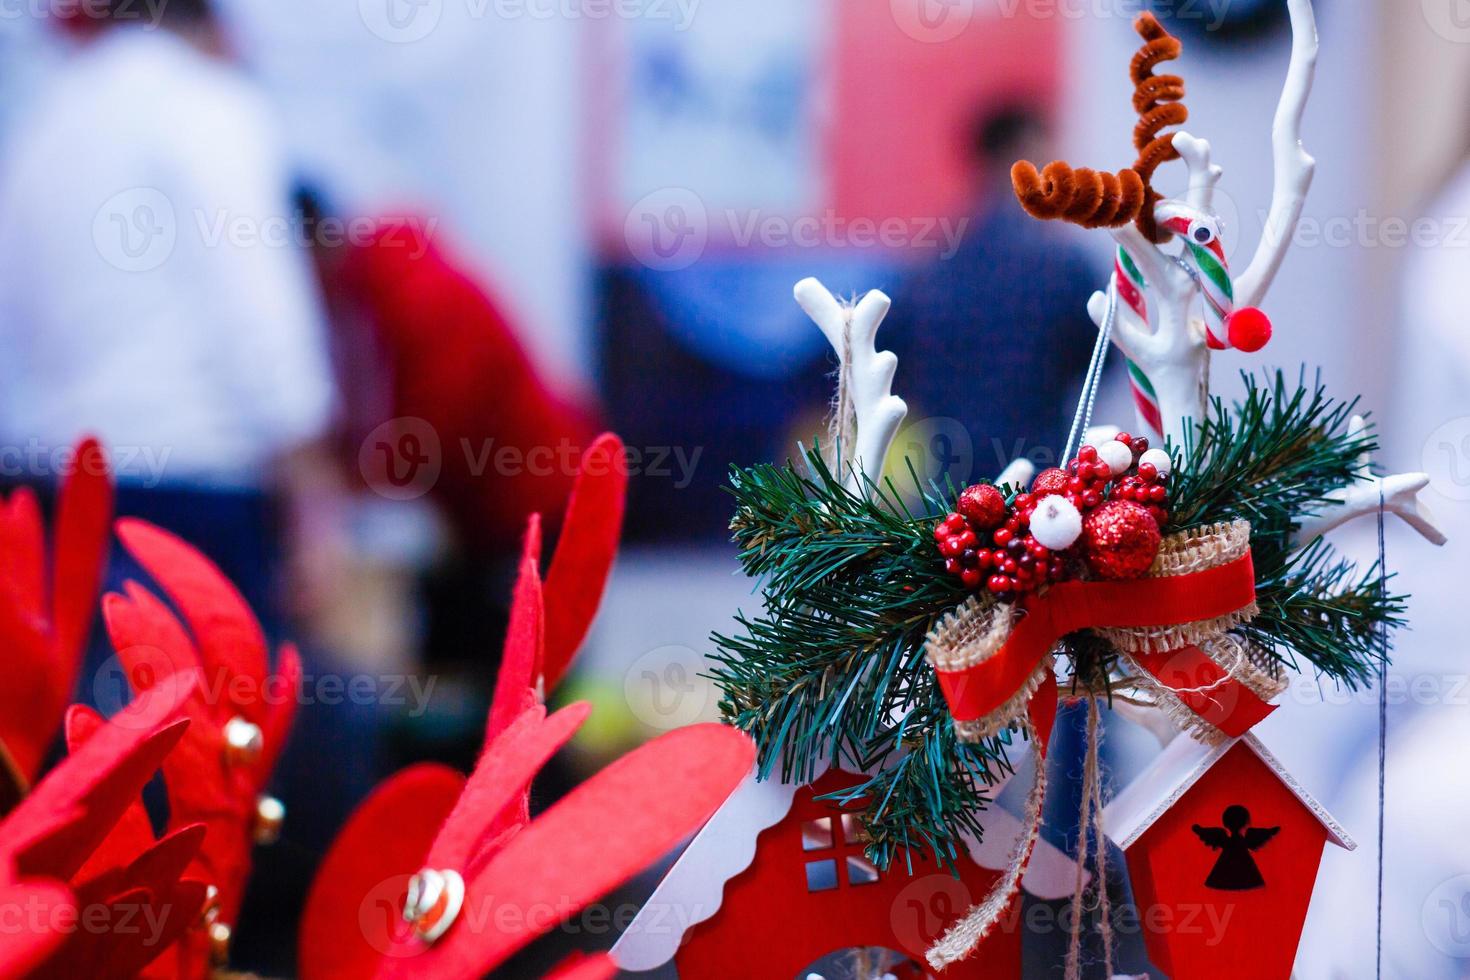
[
  {"left": 0, "top": 674, "right": 194, "bottom": 881},
  {"left": 104, "top": 584, "right": 205, "bottom": 696},
  {"left": 58, "top": 824, "right": 206, "bottom": 978},
  {"left": 485, "top": 515, "right": 544, "bottom": 744},
  {"left": 118, "top": 824, "right": 207, "bottom": 899},
  {"left": 0, "top": 584, "right": 55, "bottom": 792},
  {"left": 299, "top": 763, "right": 466, "bottom": 980},
  {"left": 427, "top": 702, "right": 590, "bottom": 876},
  {"left": 544, "top": 951, "right": 617, "bottom": 980},
  {"left": 63, "top": 705, "right": 157, "bottom": 888},
  {"left": 0, "top": 878, "right": 73, "bottom": 980},
  {"left": 105, "top": 574, "right": 297, "bottom": 930},
  {"left": 102, "top": 585, "right": 224, "bottom": 819},
  {"left": 30, "top": 882, "right": 155, "bottom": 979},
  {"left": 118, "top": 878, "right": 208, "bottom": 980},
  {"left": 51, "top": 437, "right": 114, "bottom": 679},
  {"left": 540, "top": 433, "right": 626, "bottom": 694},
  {"left": 375, "top": 723, "right": 754, "bottom": 980},
  {"left": 0, "top": 440, "right": 114, "bottom": 794},
  {"left": 0, "top": 486, "right": 45, "bottom": 624},
  {"left": 115, "top": 519, "right": 269, "bottom": 725},
  {"left": 0, "top": 494, "right": 59, "bottom": 792}
]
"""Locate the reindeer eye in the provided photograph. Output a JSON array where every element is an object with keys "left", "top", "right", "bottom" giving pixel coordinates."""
[{"left": 1192, "top": 223, "right": 1215, "bottom": 245}]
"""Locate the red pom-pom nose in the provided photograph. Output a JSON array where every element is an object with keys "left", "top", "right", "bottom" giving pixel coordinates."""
[{"left": 1226, "top": 306, "right": 1272, "bottom": 353}]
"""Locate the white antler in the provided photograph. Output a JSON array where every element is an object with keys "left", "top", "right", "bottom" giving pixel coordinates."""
[
  {"left": 1234, "top": 0, "right": 1318, "bottom": 310},
  {"left": 996, "top": 458, "right": 1036, "bottom": 490},
  {"left": 795, "top": 277, "right": 907, "bottom": 496},
  {"left": 1292, "top": 416, "right": 1448, "bottom": 547},
  {"left": 1095, "top": 0, "right": 1317, "bottom": 449}
]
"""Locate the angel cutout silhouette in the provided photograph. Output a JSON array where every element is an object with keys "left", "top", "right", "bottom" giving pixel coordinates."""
[{"left": 1191, "top": 804, "right": 1279, "bottom": 890}]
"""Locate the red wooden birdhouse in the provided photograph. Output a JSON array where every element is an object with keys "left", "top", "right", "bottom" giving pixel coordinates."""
[
  {"left": 1103, "top": 732, "right": 1354, "bottom": 980},
  {"left": 612, "top": 754, "right": 1076, "bottom": 978}
]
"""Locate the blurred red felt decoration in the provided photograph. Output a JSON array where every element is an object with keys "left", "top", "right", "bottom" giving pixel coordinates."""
[
  {"left": 102, "top": 519, "right": 303, "bottom": 941},
  {"left": 300, "top": 433, "right": 753, "bottom": 980},
  {"left": 0, "top": 674, "right": 204, "bottom": 979},
  {"left": 0, "top": 437, "right": 114, "bottom": 801}
]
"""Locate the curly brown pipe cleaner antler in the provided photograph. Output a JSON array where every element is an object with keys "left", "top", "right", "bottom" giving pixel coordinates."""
[
  {"left": 1129, "top": 11, "right": 1187, "bottom": 241},
  {"left": 1010, "top": 12, "right": 1187, "bottom": 241}
]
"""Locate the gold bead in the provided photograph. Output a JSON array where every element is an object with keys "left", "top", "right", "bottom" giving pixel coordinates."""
[
  {"left": 222, "top": 716, "right": 263, "bottom": 766},
  {"left": 197, "top": 884, "right": 221, "bottom": 927},
  {"left": 208, "top": 921, "right": 232, "bottom": 967},
  {"left": 253, "top": 795, "right": 285, "bottom": 845}
]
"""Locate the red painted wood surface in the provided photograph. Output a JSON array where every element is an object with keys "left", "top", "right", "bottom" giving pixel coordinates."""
[
  {"left": 675, "top": 770, "right": 1023, "bottom": 979},
  {"left": 1123, "top": 744, "right": 1329, "bottom": 980}
]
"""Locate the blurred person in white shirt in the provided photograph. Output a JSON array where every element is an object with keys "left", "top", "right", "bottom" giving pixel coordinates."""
[
  {"left": 0, "top": 0, "right": 344, "bottom": 609},
  {"left": 0, "top": 4, "right": 367, "bottom": 971}
]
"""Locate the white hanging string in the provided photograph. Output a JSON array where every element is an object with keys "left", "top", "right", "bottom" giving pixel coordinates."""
[
  {"left": 1375, "top": 484, "right": 1387, "bottom": 979},
  {"left": 1063, "top": 278, "right": 1119, "bottom": 463}
]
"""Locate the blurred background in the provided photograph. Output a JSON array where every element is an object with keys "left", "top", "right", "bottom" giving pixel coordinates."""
[{"left": 1, "top": 0, "right": 1468, "bottom": 976}]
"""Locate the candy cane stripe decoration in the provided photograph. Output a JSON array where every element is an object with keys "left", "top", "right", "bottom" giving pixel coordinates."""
[
  {"left": 1159, "top": 209, "right": 1274, "bottom": 353},
  {"left": 1110, "top": 246, "right": 1167, "bottom": 435}
]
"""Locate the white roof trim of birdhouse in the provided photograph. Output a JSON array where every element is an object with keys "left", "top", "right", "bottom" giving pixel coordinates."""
[
  {"left": 611, "top": 745, "right": 1077, "bottom": 973},
  {"left": 1102, "top": 732, "right": 1356, "bottom": 853}
]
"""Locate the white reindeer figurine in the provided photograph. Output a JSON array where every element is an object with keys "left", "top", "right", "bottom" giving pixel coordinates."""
[{"left": 1011, "top": 0, "right": 1442, "bottom": 547}]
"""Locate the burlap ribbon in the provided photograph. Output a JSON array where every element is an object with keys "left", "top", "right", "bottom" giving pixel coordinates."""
[
  {"left": 923, "top": 520, "right": 1273, "bottom": 967},
  {"left": 928, "top": 520, "right": 1269, "bottom": 742}
]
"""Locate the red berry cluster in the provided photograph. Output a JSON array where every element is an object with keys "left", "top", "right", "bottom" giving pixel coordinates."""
[
  {"left": 933, "top": 484, "right": 1067, "bottom": 599},
  {"left": 933, "top": 433, "right": 1169, "bottom": 601},
  {"left": 1044, "top": 433, "right": 1162, "bottom": 512},
  {"left": 1110, "top": 463, "right": 1169, "bottom": 526}
]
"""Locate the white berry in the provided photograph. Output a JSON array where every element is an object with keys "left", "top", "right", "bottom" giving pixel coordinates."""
[
  {"left": 1139, "top": 448, "right": 1173, "bottom": 478},
  {"left": 1096, "top": 440, "right": 1133, "bottom": 478},
  {"left": 1029, "top": 495, "right": 1083, "bottom": 551}
]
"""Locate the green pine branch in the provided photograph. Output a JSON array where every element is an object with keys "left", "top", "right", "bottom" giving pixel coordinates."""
[
  {"left": 711, "top": 449, "right": 1018, "bottom": 871},
  {"left": 1167, "top": 370, "right": 1403, "bottom": 687}
]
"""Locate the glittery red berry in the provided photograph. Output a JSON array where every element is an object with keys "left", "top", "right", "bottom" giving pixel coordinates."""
[
  {"left": 1031, "top": 467, "right": 1070, "bottom": 496},
  {"left": 1081, "top": 500, "right": 1162, "bottom": 580},
  {"left": 1137, "top": 462, "right": 1158, "bottom": 483},
  {"left": 957, "top": 484, "right": 1008, "bottom": 530}
]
